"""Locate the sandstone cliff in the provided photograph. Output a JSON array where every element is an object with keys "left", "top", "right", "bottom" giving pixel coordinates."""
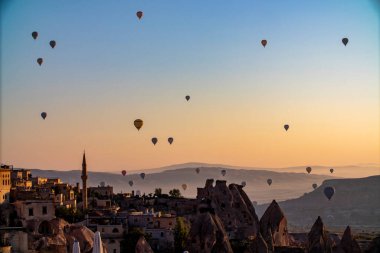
[{"left": 308, "top": 216, "right": 333, "bottom": 253}]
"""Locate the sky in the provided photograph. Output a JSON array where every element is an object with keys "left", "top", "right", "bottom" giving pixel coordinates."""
[{"left": 1, "top": 0, "right": 379, "bottom": 173}]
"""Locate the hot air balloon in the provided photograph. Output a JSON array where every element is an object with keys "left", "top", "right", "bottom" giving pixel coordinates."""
[
  {"left": 312, "top": 183, "right": 317, "bottom": 189},
  {"left": 241, "top": 181, "right": 246, "bottom": 187},
  {"left": 324, "top": 186, "right": 335, "bottom": 200},
  {"left": 182, "top": 184, "right": 187, "bottom": 191},
  {"left": 306, "top": 167, "right": 312, "bottom": 174},
  {"left": 134, "top": 119, "right": 143, "bottom": 131},
  {"left": 37, "top": 58, "right": 43, "bottom": 66},
  {"left": 49, "top": 40, "right": 56, "bottom": 49},
  {"left": 330, "top": 168, "right": 334, "bottom": 174},
  {"left": 342, "top": 38, "right": 349, "bottom": 46},
  {"left": 136, "top": 11, "right": 143, "bottom": 20},
  {"left": 284, "top": 124, "right": 289, "bottom": 131},
  {"left": 195, "top": 168, "right": 200, "bottom": 174},
  {"left": 267, "top": 179, "right": 272, "bottom": 186},
  {"left": 129, "top": 180, "right": 134, "bottom": 187},
  {"left": 185, "top": 95, "right": 190, "bottom": 101},
  {"left": 151, "top": 137, "right": 158, "bottom": 145},
  {"left": 221, "top": 170, "right": 226, "bottom": 176},
  {"left": 41, "top": 112, "right": 47, "bottom": 120},
  {"left": 168, "top": 137, "right": 174, "bottom": 145},
  {"left": 140, "top": 173, "right": 145, "bottom": 179},
  {"left": 261, "top": 39, "right": 267, "bottom": 47},
  {"left": 122, "top": 170, "right": 126, "bottom": 176},
  {"left": 32, "top": 31, "right": 38, "bottom": 40}
]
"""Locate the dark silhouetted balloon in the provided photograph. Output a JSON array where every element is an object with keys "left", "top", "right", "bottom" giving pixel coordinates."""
[
  {"left": 136, "top": 11, "right": 143, "bottom": 20},
  {"left": 195, "top": 168, "right": 200, "bottom": 174},
  {"left": 241, "top": 181, "right": 246, "bottom": 187},
  {"left": 134, "top": 119, "right": 143, "bottom": 130},
  {"left": 267, "top": 178, "right": 272, "bottom": 186},
  {"left": 151, "top": 137, "right": 158, "bottom": 145},
  {"left": 330, "top": 168, "right": 334, "bottom": 173},
  {"left": 306, "top": 167, "right": 312, "bottom": 174},
  {"left": 32, "top": 31, "right": 38, "bottom": 40},
  {"left": 185, "top": 95, "right": 190, "bottom": 101},
  {"left": 140, "top": 173, "right": 145, "bottom": 179},
  {"left": 312, "top": 183, "right": 317, "bottom": 189},
  {"left": 49, "top": 40, "right": 56, "bottom": 48},
  {"left": 122, "top": 170, "right": 126, "bottom": 176},
  {"left": 41, "top": 112, "right": 47, "bottom": 120},
  {"left": 182, "top": 184, "right": 187, "bottom": 191},
  {"left": 168, "top": 137, "right": 174, "bottom": 145},
  {"left": 284, "top": 124, "right": 289, "bottom": 131},
  {"left": 37, "top": 58, "right": 43, "bottom": 66},
  {"left": 324, "top": 186, "right": 335, "bottom": 200},
  {"left": 129, "top": 180, "right": 134, "bottom": 187},
  {"left": 342, "top": 38, "right": 349, "bottom": 46},
  {"left": 221, "top": 170, "right": 226, "bottom": 176},
  {"left": 261, "top": 39, "right": 267, "bottom": 47}
]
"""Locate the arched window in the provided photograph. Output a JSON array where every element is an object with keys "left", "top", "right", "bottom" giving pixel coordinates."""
[{"left": 112, "top": 228, "right": 119, "bottom": 233}]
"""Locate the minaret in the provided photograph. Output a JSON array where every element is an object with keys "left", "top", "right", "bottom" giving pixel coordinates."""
[{"left": 81, "top": 151, "right": 88, "bottom": 210}]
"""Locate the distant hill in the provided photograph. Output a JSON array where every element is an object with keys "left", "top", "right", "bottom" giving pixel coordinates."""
[
  {"left": 255, "top": 176, "right": 380, "bottom": 230},
  {"left": 28, "top": 166, "right": 337, "bottom": 203}
]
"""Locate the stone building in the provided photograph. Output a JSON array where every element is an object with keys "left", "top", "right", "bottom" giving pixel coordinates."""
[{"left": 0, "top": 164, "right": 11, "bottom": 204}]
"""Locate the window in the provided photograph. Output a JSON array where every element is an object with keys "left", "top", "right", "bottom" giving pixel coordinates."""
[
  {"left": 113, "top": 250, "right": 117, "bottom": 253},
  {"left": 160, "top": 232, "right": 164, "bottom": 237},
  {"left": 101, "top": 228, "right": 105, "bottom": 232},
  {"left": 112, "top": 228, "right": 119, "bottom": 233},
  {"left": 29, "top": 208, "right": 34, "bottom": 216},
  {"left": 42, "top": 206, "right": 47, "bottom": 215}
]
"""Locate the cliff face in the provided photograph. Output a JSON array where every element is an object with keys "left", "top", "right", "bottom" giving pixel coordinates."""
[
  {"left": 197, "top": 180, "right": 261, "bottom": 241},
  {"left": 135, "top": 236, "right": 154, "bottom": 253},
  {"left": 335, "top": 226, "right": 361, "bottom": 253},
  {"left": 260, "top": 200, "right": 290, "bottom": 250},
  {"left": 308, "top": 216, "right": 333, "bottom": 253},
  {"left": 186, "top": 212, "right": 233, "bottom": 253}
]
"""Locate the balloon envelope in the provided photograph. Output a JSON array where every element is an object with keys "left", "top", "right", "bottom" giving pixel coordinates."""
[
  {"left": 140, "top": 173, "right": 145, "bottom": 179},
  {"left": 32, "top": 31, "right": 38, "bottom": 40},
  {"left": 284, "top": 124, "right": 289, "bottom": 131},
  {"left": 185, "top": 95, "right": 190, "bottom": 101},
  {"left": 312, "top": 183, "right": 318, "bottom": 189},
  {"left": 195, "top": 168, "right": 200, "bottom": 174},
  {"left": 41, "top": 112, "right": 47, "bottom": 120},
  {"left": 136, "top": 11, "right": 143, "bottom": 20},
  {"left": 330, "top": 168, "right": 334, "bottom": 173},
  {"left": 37, "top": 58, "right": 43, "bottom": 66},
  {"left": 122, "top": 170, "right": 126, "bottom": 176},
  {"left": 342, "top": 38, "right": 349, "bottom": 46},
  {"left": 324, "top": 186, "right": 335, "bottom": 200},
  {"left": 134, "top": 119, "right": 143, "bottom": 130},
  {"left": 151, "top": 137, "right": 158, "bottom": 145},
  {"left": 129, "top": 180, "right": 134, "bottom": 187},
  {"left": 182, "top": 184, "right": 187, "bottom": 190},
  {"left": 306, "top": 167, "right": 312, "bottom": 174},
  {"left": 261, "top": 39, "right": 267, "bottom": 47},
  {"left": 267, "top": 179, "right": 272, "bottom": 186},
  {"left": 168, "top": 137, "right": 174, "bottom": 145},
  {"left": 49, "top": 40, "right": 56, "bottom": 48},
  {"left": 221, "top": 170, "right": 226, "bottom": 176},
  {"left": 241, "top": 181, "right": 246, "bottom": 187}
]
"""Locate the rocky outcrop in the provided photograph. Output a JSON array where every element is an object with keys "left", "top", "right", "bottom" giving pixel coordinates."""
[
  {"left": 308, "top": 216, "right": 333, "bottom": 253},
  {"left": 334, "top": 226, "right": 361, "bottom": 253},
  {"left": 260, "top": 200, "right": 290, "bottom": 251},
  {"left": 135, "top": 236, "right": 154, "bottom": 253},
  {"left": 186, "top": 212, "right": 233, "bottom": 253},
  {"left": 366, "top": 236, "right": 380, "bottom": 253}
]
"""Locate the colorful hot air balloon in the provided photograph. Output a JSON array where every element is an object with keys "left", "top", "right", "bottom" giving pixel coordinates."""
[
  {"left": 151, "top": 137, "right": 158, "bottom": 145},
  {"left": 122, "top": 170, "right": 126, "bottom": 176},
  {"left": 312, "top": 183, "right": 318, "bottom": 189},
  {"left": 32, "top": 31, "right": 38, "bottom": 40},
  {"left": 267, "top": 179, "right": 272, "bottom": 186},
  {"left": 136, "top": 11, "right": 143, "bottom": 20},
  {"left": 37, "top": 58, "right": 43, "bottom": 66},
  {"left": 241, "top": 181, "right": 246, "bottom": 187},
  {"left": 49, "top": 40, "right": 56, "bottom": 48},
  {"left": 195, "top": 168, "right": 200, "bottom": 174},
  {"left": 168, "top": 137, "right": 174, "bottom": 145},
  {"left": 140, "top": 173, "right": 145, "bottom": 179},
  {"left": 221, "top": 170, "right": 226, "bottom": 176},
  {"left": 134, "top": 119, "right": 143, "bottom": 131},
  {"left": 324, "top": 186, "right": 335, "bottom": 200},
  {"left": 342, "top": 38, "right": 349, "bottom": 46},
  {"left": 330, "top": 168, "right": 334, "bottom": 174},
  {"left": 185, "top": 95, "right": 190, "bottom": 101},
  {"left": 41, "top": 112, "right": 47, "bottom": 120},
  {"left": 284, "top": 124, "right": 289, "bottom": 131},
  {"left": 129, "top": 180, "right": 134, "bottom": 187},
  {"left": 261, "top": 39, "right": 267, "bottom": 47},
  {"left": 182, "top": 184, "right": 187, "bottom": 191},
  {"left": 306, "top": 167, "right": 312, "bottom": 174}
]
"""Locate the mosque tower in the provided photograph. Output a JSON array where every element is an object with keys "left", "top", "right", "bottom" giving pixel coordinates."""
[{"left": 81, "top": 151, "right": 88, "bottom": 210}]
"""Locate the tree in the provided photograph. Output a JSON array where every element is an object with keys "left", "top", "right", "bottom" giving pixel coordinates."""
[
  {"left": 174, "top": 217, "right": 189, "bottom": 253},
  {"left": 169, "top": 189, "right": 182, "bottom": 198},
  {"left": 154, "top": 188, "right": 162, "bottom": 197},
  {"left": 120, "top": 228, "right": 152, "bottom": 252}
]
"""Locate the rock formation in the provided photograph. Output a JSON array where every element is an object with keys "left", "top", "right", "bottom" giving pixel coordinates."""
[
  {"left": 335, "top": 226, "right": 361, "bottom": 253},
  {"left": 259, "top": 200, "right": 290, "bottom": 251},
  {"left": 135, "top": 236, "right": 154, "bottom": 253},
  {"left": 186, "top": 212, "right": 233, "bottom": 253},
  {"left": 308, "top": 216, "right": 333, "bottom": 253}
]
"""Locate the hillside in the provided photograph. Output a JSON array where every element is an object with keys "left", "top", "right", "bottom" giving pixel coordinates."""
[
  {"left": 29, "top": 166, "right": 336, "bottom": 203},
  {"left": 256, "top": 176, "right": 380, "bottom": 229}
]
